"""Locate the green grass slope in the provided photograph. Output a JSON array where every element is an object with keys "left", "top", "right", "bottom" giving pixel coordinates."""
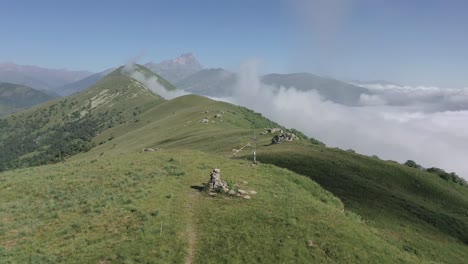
[
  {"left": 251, "top": 141, "right": 468, "bottom": 263},
  {"left": 0, "top": 65, "right": 170, "bottom": 171},
  {"left": 75, "top": 94, "right": 279, "bottom": 160},
  {"left": 2, "top": 150, "right": 425, "bottom": 263},
  {"left": 1, "top": 73, "right": 467, "bottom": 263}
]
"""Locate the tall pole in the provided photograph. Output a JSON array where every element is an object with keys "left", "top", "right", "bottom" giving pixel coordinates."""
[{"left": 253, "top": 130, "right": 257, "bottom": 164}]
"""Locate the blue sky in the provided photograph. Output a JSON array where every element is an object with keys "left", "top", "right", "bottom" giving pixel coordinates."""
[{"left": 0, "top": 0, "right": 467, "bottom": 87}]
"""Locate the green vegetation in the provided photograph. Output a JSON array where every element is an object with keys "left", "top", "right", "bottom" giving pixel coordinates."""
[
  {"left": 253, "top": 143, "right": 468, "bottom": 263},
  {"left": 404, "top": 160, "right": 467, "bottom": 186},
  {"left": 1, "top": 65, "right": 467, "bottom": 263},
  {"left": 0, "top": 66, "right": 167, "bottom": 171},
  {"left": 0, "top": 82, "right": 55, "bottom": 116},
  {"left": 1, "top": 151, "right": 424, "bottom": 263}
]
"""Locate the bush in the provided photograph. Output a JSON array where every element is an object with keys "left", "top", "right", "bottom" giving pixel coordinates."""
[
  {"left": 426, "top": 167, "right": 467, "bottom": 186},
  {"left": 310, "top": 137, "right": 325, "bottom": 146},
  {"left": 404, "top": 160, "right": 423, "bottom": 170}
]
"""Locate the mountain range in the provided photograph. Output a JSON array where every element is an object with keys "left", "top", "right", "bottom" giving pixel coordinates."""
[
  {"left": 1, "top": 64, "right": 467, "bottom": 263},
  {"left": 0, "top": 62, "right": 92, "bottom": 91},
  {"left": 0, "top": 54, "right": 381, "bottom": 107}
]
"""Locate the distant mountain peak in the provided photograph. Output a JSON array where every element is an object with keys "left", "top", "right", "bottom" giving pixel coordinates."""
[
  {"left": 151, "top": 53, "right": 201, "bottom": 68},
  {"left": 171, "top": 53, "right": 199, "bottom": 65},
  {"left": 145, "top": 53, "right": 203, "bottom": 83}
]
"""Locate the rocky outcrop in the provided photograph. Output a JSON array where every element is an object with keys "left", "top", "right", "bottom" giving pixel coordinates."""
[{"left": 271, "top": 132, "right": 299, "bottom": 144}]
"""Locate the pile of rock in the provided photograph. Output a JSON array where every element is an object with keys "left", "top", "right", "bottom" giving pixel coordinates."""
[
  {"left": 271, "top": 132, "right": 299, "bottom": 144},
  {"left": 207, "top": 168, "right": 257, "bottom": 199},
  {"left": 208, "top": 168, "right": 229, "bottom": 193},
  {"left": 229, "top": 189, "right": 257, "bottom": 199}
]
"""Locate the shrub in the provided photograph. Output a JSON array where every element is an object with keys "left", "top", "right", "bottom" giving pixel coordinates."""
[
  {"left": 404, "top": 160, "right": 423, "bottom": 170},
  {"left": 310, "top": 137, "right": 325, "bottom": 146},
  {"left": 426, "top": 167, "right": 467, "bottom": 186}
]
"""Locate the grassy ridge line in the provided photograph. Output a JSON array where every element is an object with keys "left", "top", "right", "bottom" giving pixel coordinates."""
[
  {"left": 1, "top": 150, "right": 421, "bottom": 263},
  {"left": 70, "top": 94, "right": 278, "bottom": 160}
]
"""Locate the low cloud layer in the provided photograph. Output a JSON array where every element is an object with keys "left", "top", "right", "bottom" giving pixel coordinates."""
[
  {"left": 217, "top": 61, "right": 468, "bottom": 179},
  {"left": 123, "top": 63, "right": 189, "bottom": 99},
  {"left": 356, "top": 82, "right": 468, "bottom": 112}
]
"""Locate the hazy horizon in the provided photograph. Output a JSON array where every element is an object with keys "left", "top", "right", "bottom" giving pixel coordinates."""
[{"left": 1, "top": 0, "right": 467, "bottom": 88}]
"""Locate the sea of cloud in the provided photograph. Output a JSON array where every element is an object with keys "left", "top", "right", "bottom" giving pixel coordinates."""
[{"left": 217, "top": 61, "right": 468, "bottom": 179}]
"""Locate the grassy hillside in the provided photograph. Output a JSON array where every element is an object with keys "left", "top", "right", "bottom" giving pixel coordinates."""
[
  {"left": 0, "top": 82, "right": 55, "bottom": 116},
  {"left": 2, "top": 150, "right": 428, "bottom": 264},
  {"left": 0, "top": 65, "right": 170, "bottom": 171},
  {"left": 250, "top": 142, "right": 468, "bottom": 263},
  {"left": 1, "top": 70, "right": 467, "bottom": 263}
]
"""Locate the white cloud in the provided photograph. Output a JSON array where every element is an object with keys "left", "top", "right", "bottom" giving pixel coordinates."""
[
  {"left": 359, "top": 94, "right": 387, "bottom": 106},
  {"left": 356, "top": 82, "right": 468, "bottom": 112},
  {"left": 216, "top": 61, "right": 468, "bottom": 179}
]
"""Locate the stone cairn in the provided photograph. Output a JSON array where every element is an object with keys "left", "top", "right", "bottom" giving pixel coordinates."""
[
  {"left": 207, "top": 168, "right": 257, "bottom": 199},
  {"left": 208, "top": 168, "right": 229, "bottom": 193}
]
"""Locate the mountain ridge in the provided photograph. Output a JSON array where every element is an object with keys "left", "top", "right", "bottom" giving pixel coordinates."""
[
  {"left": 0, "top": 82, "right": 56, "bottom": 116},
  {"left": 0, "top": 62, "right": 93, "bottom": 90}
]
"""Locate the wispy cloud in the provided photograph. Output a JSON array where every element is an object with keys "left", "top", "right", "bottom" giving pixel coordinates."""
[{"left": 122, "top": 62, "right": 189, "bottom": 100}]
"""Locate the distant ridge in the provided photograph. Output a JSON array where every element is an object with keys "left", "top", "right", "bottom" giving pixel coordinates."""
[
  {"left": 0, "top": 62, "right": 93, "bottom": 90},
  {"left": 262, "top": 73, "right": 372, "bottom": 106},
  {"left": 175, "top": 68, "right": 236, "bottom": 97},
  {"left": 0, "top": 82, "right": 55, "bottom": 116},
  {"left": 55, "top": 68, "right": 115, "bottom": 96}
]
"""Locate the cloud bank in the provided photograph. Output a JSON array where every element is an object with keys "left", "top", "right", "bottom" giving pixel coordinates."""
[
  {"left": 355, "top": 82, "right": 468, "bottom": 112},
  {"left": 218, "top": 61, "right": 468, "bottom": 179}
]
